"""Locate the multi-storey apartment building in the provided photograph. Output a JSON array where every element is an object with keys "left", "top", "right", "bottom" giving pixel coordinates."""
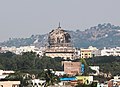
[
  {"left": 80, "top": 46, "right": 100, "bottom": 58},
  {"left": 80, "top": 48, "right": 92, "bottom": 58},
  {"left": 1, "top": 46, "right": 43, "bottom": 57},
  {"left": 101, "top": 47, "right": 120, "bottom": 56}
]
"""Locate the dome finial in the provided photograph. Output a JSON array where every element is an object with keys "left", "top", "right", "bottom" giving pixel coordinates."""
[{"left": 58, "top": 22, "right": 61, "bottom": 28}]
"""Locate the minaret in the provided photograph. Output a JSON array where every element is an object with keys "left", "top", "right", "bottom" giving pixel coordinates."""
[{"left": 58, "top": 22, "right": 61, "bottom": 28}]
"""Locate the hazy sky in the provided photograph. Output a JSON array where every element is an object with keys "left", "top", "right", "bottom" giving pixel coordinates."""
[{"left": 0, "top": 0, "right": 120, "bottom": 42}]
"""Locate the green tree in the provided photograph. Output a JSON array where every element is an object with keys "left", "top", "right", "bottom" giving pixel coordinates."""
[
  {"left": 44, "top": 69, "right": 60, "bottom": 86},
  {"left": 5, "top": 71, "right": 31, "bottom": 87}
]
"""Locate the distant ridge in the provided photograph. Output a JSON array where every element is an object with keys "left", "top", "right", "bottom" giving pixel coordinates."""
[{"left": 0, "top": 23, "right": 120, "bottom": 48}]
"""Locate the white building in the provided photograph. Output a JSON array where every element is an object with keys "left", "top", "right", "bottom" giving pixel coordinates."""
[
  {"left": 101, "top": 47, "right": 120, "bottom": 56},
  {"left": 88, "top": 46, "right": 101, "bottom": 57},
  {"left": 15, "top": 46, "right": 41, "bottom": 55},
  {"left": 1, "top": 46, "right": 17, "bottom": 53},
  {"left": 54, "top": 71, "right": 65, "bottom": 76},
  {"left": 0, "top": 70, "right": 15, "bottom": 79},
  {"left": 29, "top": 79, "right": 46, "bottom": 87},
  {"left": 89, "top": 66, "right": 100, "bottom": 76},
  {"left": 1, "top": 46, "right": 44, "bottom": 57}
]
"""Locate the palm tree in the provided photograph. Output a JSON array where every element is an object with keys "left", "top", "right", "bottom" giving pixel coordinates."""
[{"left": 44, "top": 69, "right": 59, "bottom": 86}]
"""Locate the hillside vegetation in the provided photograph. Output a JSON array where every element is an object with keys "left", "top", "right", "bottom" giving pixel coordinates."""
[{"left": 0, "top": 23, "right": 120, "bottom": 48}]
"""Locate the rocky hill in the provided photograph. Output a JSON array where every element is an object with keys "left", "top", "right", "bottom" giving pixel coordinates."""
[{"left": 0, "top": 23, "right": 120, "bottom": 48}]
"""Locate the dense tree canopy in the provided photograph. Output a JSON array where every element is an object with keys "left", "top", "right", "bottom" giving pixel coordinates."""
[
  {"left": 0, "top": 52, "right": 63, "bottom": 73},
  {"left": 86, "top": 56, "right": 120, "bottom": 75},
  {"left": 0, "top": 52, "right": 120, "bottom": 76}
]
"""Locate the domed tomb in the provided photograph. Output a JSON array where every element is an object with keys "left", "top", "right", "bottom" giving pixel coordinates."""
[
  {"left": 45, "top": 25, "right": 77, "bottom": 60},
  {"left": 48, "top": 26, "right": 71, "bottom": 47}
]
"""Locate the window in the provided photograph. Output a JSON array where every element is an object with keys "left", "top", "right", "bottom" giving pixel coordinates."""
[
  {"left": 85, "top": 54, "right": 87, "bottom": 55},
  {"left": 0, "top": 85, "right": 3, "bottom": 87},
  {"left": 31, "top": 82, "right": 33, "bottom": 85},
  {"left": 12, "top": 85, "right": 16, "bottom": 87},
  {"left": 34, "top": 83, "right": 37, "bottom": 85},
  {"left": 38, "top": 83, "right": 41, "bottom": 85}
]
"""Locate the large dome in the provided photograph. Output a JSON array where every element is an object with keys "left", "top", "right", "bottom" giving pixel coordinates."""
[{"left": 48, "top": 27, "right": 71, "bottom": 47}]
